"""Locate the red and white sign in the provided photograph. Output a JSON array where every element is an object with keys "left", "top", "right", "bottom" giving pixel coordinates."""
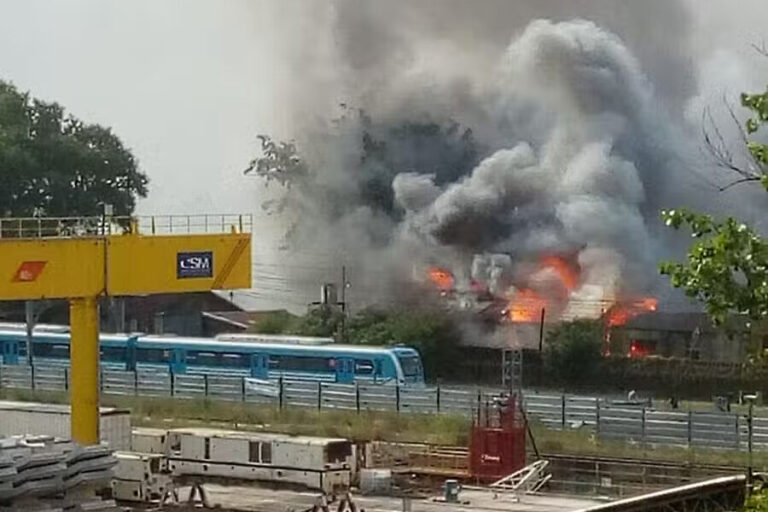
[{"left": 12, "top": 261, "right": 47, "bottom": 282}]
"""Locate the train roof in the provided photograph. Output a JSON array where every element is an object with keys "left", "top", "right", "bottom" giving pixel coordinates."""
[
  {"left": 0, "top": 322, "right": 70, "bottom": 333},
  {"left": 0, "top": 330, "right": 135, "bottom": 342},
  {"left": 136, "top": 336, "right": 412, "bottom": 355},
  {"left": 0, "top": 329, "right": 421, "bottom": 355},
  {"left": 214, "top": 333, "right": 335, "bottom": 345}
]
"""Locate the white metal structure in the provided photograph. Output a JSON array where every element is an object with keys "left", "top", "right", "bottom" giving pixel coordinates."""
[
  {"left": 112, "top": 452, "right": 172, "bottom": 503},
  {"left": 165, "top": 428, "right": 352, "bottom": 493},
  {"left": 130, "top": 427, "right": 169, "bottom": 455},
  {"left": 490, "top": 460, "right": 551, "bottom": 494}
]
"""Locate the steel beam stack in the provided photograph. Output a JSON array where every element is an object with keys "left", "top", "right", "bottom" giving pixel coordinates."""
[{"left": 0, "top": 435, "right": 118, "bottom": 511}]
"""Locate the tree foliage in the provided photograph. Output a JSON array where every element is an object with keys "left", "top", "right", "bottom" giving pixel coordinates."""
[
  {"left": 545, "top": 319, "right": 603, "bottom": 384},
  {"left": 660, "top": 209, "right": 768, "bottom": 324},
  {"left": 661, "top": 80, "right": 768, "bottom": 325},
  {"left": 0, "top": 81, "right": 147, "bottom": 218}
]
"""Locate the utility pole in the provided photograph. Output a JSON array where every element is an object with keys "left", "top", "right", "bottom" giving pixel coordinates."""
[
  {"left": 538, "top": 307, "right": 546, "bottom": 353},
  {"left": 538, "top": 307, "right": 546, "bottom": 386},
  {"left": 340, "top": 265, "right": 347, "bottom": 343}
]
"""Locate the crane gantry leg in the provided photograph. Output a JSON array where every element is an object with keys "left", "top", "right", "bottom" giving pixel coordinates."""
[{"left": 69, "top": 296, "right": 101, "bottom": 445}]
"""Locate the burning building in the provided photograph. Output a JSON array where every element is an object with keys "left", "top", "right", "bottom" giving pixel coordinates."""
[{"left": 247, "top": 5, "right": 764, "bottom": 339}]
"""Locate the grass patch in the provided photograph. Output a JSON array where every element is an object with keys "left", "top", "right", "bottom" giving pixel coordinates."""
[
  {"left": 2, "top": 389, "right": 767, "bottom": 469},
  {"left": 0, "top": 389, "right": 469, "bottom": 445},
  {"left": 531, "top": 421, "right": 768, "bottom": 469},
  {"left": 123, "top": 397, "right": 470, "bottom": 445}
]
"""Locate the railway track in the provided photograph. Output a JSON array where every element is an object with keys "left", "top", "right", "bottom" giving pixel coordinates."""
[{"left": 373, "top": 441, "right": 745, "bottom": 479}]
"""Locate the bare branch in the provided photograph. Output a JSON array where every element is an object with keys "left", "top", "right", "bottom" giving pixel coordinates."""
[
  {"left": 751, "top": 41, "right": 768, "bottom": 58},
  {"left": 719, "top": 177, "right": 760, "bottom": 192},
  {"left": 701, "top": 98, "right": 765, "bottom": 191}
]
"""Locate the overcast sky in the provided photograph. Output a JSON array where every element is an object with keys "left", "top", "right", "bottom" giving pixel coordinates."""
[{"left": 0, "top": 1, "right": 764, "bottom": 216}]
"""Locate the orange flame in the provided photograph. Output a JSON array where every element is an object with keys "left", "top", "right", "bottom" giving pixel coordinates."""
[
  {"left": 427, "top": 267, "right": 454, "bottom": 291},
  {"left": 606, "top": 297, "right": 658, "bottom": 327},
  {"left": 508, "top": 288, "right": 547, "bottom": 323},
  {"left": 539, "top": 255, "right": 578, "bottom": 291}
]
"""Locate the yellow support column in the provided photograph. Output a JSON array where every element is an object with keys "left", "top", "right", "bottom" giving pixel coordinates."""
[{"left": 69, "top": 296, "right": 100, "bottom": 445}]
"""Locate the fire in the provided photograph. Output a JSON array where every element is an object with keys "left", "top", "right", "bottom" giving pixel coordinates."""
[
  {"left": 539, "top": 255, "right": 578, "bottom": 291},
  {"left": 427, "top": 267, "right": 454, "bottom": 291},
  {"left": 507, "top": 288, "right": 547, "bottom": 323},
  {"left": 606, "top": 297, "right": 658, "bottom": 327}
]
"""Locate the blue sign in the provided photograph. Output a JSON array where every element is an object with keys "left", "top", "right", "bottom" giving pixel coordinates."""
[{"left": 177, "top": 251, "right": 213, "bottom": 279}]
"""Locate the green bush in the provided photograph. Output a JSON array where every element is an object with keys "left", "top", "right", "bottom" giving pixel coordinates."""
[{"left": 545, "top": 319, "right": 604, "bottom": 385}]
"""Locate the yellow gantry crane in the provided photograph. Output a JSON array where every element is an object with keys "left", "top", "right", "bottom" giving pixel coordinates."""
[{"left": 0, "top": 214, "right": 252, "bottom": 445}]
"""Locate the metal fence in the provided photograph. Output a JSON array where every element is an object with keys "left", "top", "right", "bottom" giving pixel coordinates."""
[
  {"left": 0, "top": 365, "right": 497, "bottom": 416},
  {"left": 3, "top": 364, "right": 767, "bottom": 452},
  {"left": 523, "top": 393, "right": 768, "bottom": 451},
  {"left": 0, "top": 214, "right": 253, "bottom": 238}
]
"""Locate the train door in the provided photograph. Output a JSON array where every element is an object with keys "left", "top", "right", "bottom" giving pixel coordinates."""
[
  {"left": 335, "top": 358, "right": 355, "bottom": 384},
  {"left": 125, "top": 337, "right": 137, "bottom": 371},
  {"left": 170, "top": 349, "right": 187, "bottom": 374},
  {"left": 1, "top": 340, "right": 19, "bottom": 365},
  {"left": 250, "top": 354, "right": 269, "bottom": 379}
]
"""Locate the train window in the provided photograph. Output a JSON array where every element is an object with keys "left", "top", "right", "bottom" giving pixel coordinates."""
[
  {"left": 32, "top": 344, "right": 69, "bottom": 358},
  {"left": 272, "top": 356, "right": 332, "bottom": 373},
  {"left": 249, "top": 441, "right": 260, "bottom": 463},
  {"left": 355, "top": 359, "right": 374, "bottom": 375},
  {"left": 261, "top": 442, "right": 272, "bottom": 464},
  {"left": 100, "top": 346, "right": 124, "bottom": 362},
  {"left": 136, "top": 348, "right": 170, "bottom": 364},
  {"left": 188, "top": 351, "right": 219, "bottom": 367},
  {"left": 397, "top": 355, "right": 422, "bottom": 376},
  {"left": 204, "top": 438, "right": 210, "bottom": 460},
  {"left": 222, "top": 353, "right": 249, "bottom": 368}
]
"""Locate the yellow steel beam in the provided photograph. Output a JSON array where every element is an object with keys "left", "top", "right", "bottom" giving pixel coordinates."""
[
  {"left": 106, "top": 233, "right": 251, "bottom": 295},
  {"left": 0, "top": 216, "right": 252, "bottom": 446},
  {"left": 69, "top": 296, "right": 100, "bottom": 445},
  {"left": 0, "top": 238, "right": 104, "bottom": 299}
]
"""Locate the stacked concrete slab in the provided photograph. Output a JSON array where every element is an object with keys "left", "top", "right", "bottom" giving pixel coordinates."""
[{"left": 0, "top": 435, "right": 119, "bottom": 511}]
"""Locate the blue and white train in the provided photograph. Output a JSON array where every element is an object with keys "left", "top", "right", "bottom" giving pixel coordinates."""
[{"left": 0, "top": 325, "right": 425, "bottom": 385}]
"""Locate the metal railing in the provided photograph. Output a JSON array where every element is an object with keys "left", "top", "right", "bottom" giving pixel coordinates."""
[
  {"left": 0, "top": 214, "right": 253, "bottom": 239},
  {"left": 0, "top": 364, "right": 497, "bottom": 416},
  {"left": 129, "top": 214, "right": 253, "bottom": 235},
  {"left": 3, "top": 363, "right": 768, "bottom": 453}
]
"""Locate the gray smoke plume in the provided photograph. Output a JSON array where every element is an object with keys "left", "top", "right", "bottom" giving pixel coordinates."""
[{"left": 252, "top": 1, "right": 768, "bottom": 315}]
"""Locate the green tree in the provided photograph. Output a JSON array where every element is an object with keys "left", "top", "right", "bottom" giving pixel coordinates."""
[
  {"left": 0, "top": 81, "right": 148, "bottom": 218},
  {"left": 660, "top": 80, "right": 768, "bottom": 325},
  {"left": 291, "top": 305, "right": 345, "bottom": 338},
  {"left": 545, "top": 319, "right": 603, "bottom": 385},
  {"left": 247, "top": 310, "right": 297, "bottom": 334}
]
